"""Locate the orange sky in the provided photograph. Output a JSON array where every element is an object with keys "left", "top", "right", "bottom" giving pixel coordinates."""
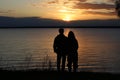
[{"left": 0, "top": 0, "right": 118, "bottom": 21}]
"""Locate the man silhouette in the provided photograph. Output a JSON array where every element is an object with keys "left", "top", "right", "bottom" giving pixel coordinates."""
[{"left": 53, "top": 28, "right": 68, "bottom": 72}]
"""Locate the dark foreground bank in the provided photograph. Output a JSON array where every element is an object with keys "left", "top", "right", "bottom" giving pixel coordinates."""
[{"left": 0, "top": 70, "right": 120, "bottom": 80}]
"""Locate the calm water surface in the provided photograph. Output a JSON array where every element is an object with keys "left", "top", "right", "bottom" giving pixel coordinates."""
[{"left": 0, "top": 28, "right": 120, "bottom": 73}]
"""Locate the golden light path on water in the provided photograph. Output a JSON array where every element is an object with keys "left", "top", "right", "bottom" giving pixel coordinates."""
[
  {"left": 22, "top": 28, "right": 104, "bottom": 71},
  {"left": 61, "top": 28, "right": 101, "bottom": 71}
]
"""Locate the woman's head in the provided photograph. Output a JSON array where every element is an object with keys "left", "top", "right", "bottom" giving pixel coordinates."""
[{"left": 68, "top": 31, "right": 75, "bottom": 39}]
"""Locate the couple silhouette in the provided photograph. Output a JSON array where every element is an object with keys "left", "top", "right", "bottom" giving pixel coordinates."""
[{"left": 53, "top": 28, "right": 78, "bottom": 72}]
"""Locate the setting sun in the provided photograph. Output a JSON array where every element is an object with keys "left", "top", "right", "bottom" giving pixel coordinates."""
[
  {"left": 63, "top": 15, "right": 71, "bottom": 21},
  {"left": 58, "top": 7, "right": 75, "bottom": 21}
]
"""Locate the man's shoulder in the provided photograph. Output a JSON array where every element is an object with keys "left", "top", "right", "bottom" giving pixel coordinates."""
[
  {"left": 55, "top": 34, "right": 60, "bottom": 38},
  {"left": 55, "top": 34, "right": 67, "bottom": 39}
]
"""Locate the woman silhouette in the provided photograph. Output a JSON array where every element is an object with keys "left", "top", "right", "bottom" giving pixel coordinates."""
[{"left": 67, "top": 31, "right": 78, "bottom": 72}]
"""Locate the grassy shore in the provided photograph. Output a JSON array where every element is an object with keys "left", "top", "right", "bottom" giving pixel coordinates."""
[{"left": 0, "top": 69, "right": 120, "bottom": 80}]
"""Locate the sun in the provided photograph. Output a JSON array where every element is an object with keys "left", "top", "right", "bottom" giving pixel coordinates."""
[
  {"left": 58, "top": 7, "right": 73, "bottom": 22},
  {"left": 62, "top": 15, "right": 72, "bottom": 22},
  {"left": 63, "top": 16, "right": 71, "bottom": 21}
]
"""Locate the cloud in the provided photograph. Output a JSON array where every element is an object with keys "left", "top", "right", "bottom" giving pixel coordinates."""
[
  {"left": 43, "top": 0, "right": 115, "bottom": 7},
  {"left": 68, "top": 0, "right": 86, "bottom": 1},
  {"left": 83, "top": 11, "right": 116, "bottom": 16},
  {"left": 88, "top": 0, "right": 114, "bottom": 3},
  {"left": 66, "top": 0, "right": 116, "bottom": 16},
  {"left": 31, "top": 3, "right": 38, "bottom": 7},
  {"left": 78, "top": 0, "right": 87, "bottom": 2},
  {"left": 63, "top": 2, "right": 69, "bottom": 5},
  {"left": 68, "top": 0, "right": 87, "bottom": 2},
  {"left": 107, "top": 0, "right": 115, "bottom": 3},
  {"left": 47, "top": 0, "right": 59, "bottom": 4},
  {"left": 47, "top": 1, "right": 57, "bottom": 4},
  {"left": 73, "top": 2, "right": 115, "bottom": 10},
  {"left": 68, "top": 0, "right": 115, "bottom": 3},
  {"left": 0, "top": 10, "right": 15, "bottom": 14}
]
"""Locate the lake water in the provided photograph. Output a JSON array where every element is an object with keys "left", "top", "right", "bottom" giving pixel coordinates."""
[{"left": 0, "top": 28, "right": 120, "bottom": 73}]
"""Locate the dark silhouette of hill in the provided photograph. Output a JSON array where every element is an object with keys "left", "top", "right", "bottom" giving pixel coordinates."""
[{"left": 0, "top": 16, "right": 120, "bottom": 28}]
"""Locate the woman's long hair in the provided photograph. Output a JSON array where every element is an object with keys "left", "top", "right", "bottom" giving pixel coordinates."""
[{"left": 68, "top": 31, "right": 76, "bottom": 40}]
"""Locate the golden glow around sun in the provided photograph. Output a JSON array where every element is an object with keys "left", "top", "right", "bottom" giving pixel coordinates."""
[
  {"left": 63, "top": 15, "right": 71, "bottom": 21},
  {"left": 58, "top": 7, "right": 75, "bottom": 21}
]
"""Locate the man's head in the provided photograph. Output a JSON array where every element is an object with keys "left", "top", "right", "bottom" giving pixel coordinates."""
[{"left": 59, "top": 28, "right": 64, "bottom": 34}]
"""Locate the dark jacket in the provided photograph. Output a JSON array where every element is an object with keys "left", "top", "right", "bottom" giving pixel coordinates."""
[{"left": 53, "top": 34, "right": 68, "bottom": 55}]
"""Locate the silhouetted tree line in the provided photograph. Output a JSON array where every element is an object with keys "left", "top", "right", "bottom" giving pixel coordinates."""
[{"left": 116, "top": 0, "right": 120, "bottom": 17}]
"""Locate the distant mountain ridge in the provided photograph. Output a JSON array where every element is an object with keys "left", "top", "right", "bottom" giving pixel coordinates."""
[{"left": 0, "top": 16, "right": 120, "bottom": 28}]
